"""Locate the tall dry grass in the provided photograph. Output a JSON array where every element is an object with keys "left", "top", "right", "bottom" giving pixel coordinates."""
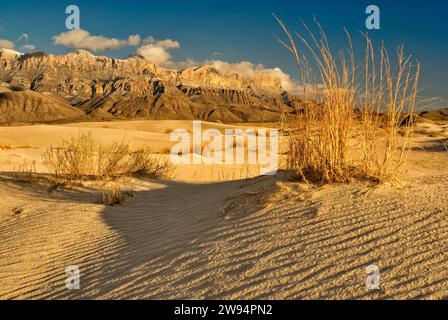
[
  {"left": 275, "top": 15, "right": 420, "bottom": 183},
  {"left": 359, "top": 38, "right": 420, "bottom": 181},
  {"left": 43, "top": 132, "right": 171, "bottom": 183}
]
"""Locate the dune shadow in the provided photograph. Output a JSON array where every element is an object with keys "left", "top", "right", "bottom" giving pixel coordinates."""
[
  {"left": 0, "top": 172, "right": 102, "bottom": 205},
  {"left": 91, "top": 174, "right": 284, "bottom": 298},
  {"left": 0, "top": 169, "right": 291, "bottom": 299},
  {"left": 410, "top": 139, "right": 448, "bottom": 153}
]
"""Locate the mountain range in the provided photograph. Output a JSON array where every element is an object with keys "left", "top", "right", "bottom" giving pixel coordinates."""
[
  {"left": 0, "top": 48, "right": 297, "bottom": 124},
  {"left": 1, "top": 48, "right": 446, "bottom": 125}
]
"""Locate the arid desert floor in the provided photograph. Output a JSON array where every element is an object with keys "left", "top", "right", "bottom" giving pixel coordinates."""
[{"left": 0, "top": 120, "right": 447, "bottom": 299}]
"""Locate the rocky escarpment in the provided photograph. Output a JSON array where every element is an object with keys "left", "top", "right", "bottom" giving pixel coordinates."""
[{"left": 0, "top": 49, "right": 298, "bottom": 124}]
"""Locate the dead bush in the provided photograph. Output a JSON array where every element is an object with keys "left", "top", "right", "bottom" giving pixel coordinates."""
[{"left": 43, "top": 132, "right": 171, "bottom": 183}]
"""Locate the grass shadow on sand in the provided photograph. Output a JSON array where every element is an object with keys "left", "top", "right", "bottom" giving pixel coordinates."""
[{"left": 0, "top": 172, "right": 102, "bottom": 205}]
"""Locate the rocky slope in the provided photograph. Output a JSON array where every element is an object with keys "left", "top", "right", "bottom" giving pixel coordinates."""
[
  {"left": 419, "top": 108, "right": 448, "bottom": 122},
  {"left": 0, "top": 49, "right": 297, "bottom": 124}
]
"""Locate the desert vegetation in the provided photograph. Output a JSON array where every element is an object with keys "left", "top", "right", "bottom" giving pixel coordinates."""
[
  {"left": 42, "top": 132, "right": 171, "bottom": 184},
  {"left": 100, "top": 183, "right": 135, "bottom": 206},
  {"left": 275, "top": 15, "right": 420, "bottom": 183},
  {"left": 13, "top": 159, "right": 38, "bottom": 183}
]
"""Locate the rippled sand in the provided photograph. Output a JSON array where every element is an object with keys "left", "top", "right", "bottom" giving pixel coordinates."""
[{"left": 1, "top": 120, "right": 447, "bottom": 299}]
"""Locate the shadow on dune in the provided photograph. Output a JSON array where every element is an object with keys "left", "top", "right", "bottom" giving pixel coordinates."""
[
  {"left": 2, "top": 169, "right": 316, "bottom": 299},
  {"left": 90, "top": 175, "right": 282, "bottom": 299},
  {"left": 410, "top": 139, "right": 448, "bottom": 153},
  {"left": 0, "top": 172, "right": 102, "bottom": 206},
  {"left": 4, "top": 169, "right": 448, "bottom": 299}
]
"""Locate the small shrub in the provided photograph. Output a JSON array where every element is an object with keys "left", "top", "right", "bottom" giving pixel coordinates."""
[
  {"left": 14, "top": 160, "right": 38, "bottom": 182},
  {"left": 43, "top": 132, "right": 171, "bottom": 183},
  {"left": 101, "top": 185, "right": 124, "bottom": 206}
]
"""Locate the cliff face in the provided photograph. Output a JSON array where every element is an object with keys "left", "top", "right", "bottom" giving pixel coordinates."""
[
  {"left": 178, "top": 65, "right": 282, "bottom": 91},
  {"left": 0, "top": 49, "right": 296, "bottom": 124}
]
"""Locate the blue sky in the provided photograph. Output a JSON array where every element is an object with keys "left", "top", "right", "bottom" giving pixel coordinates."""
[{"left": 0, "top": 0, "right": 447, "bottom": 102}]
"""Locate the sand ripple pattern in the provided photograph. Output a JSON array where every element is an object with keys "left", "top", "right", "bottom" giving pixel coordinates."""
[{"left": 1, "top": 176, "right": 447, "bottom": 299}]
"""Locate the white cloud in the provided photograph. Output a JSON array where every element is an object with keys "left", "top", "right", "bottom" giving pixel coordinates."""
[
  {"left": 127, "top": 34, "right": 141, "bottom": 46},
  {"left": 53, "top": 29, "right": 141, "bottom": 51},
  {"left": 142, "top": 36, "right": 156, "bottom": 45},
  {"left": 21, "top": 44, "right": 37, "bottom": 52},
  {"left": 51, "top": 29, "right": 303, "bottom": 94},
  {"left": 155, "top": 39, "right": 180, "bottom": 49},
  {"left": 18, "top": 33, "right": 28, "bottom": 41},
  {"left": 163, "top": 58, "right": 201, "bottom": 70},
  {"left": 266, "top": 67, "right": 302, "bottom": 94},
  {"left": 212, "top": 51, "right": 225, "bottom": 57},
  {"left": 162, "top": 58, "right": 303, "bottom": 94},
  {"left": 0, "top": 39, "right": 15, "bottom": 49},
  {"left": 203, "top": 60, "right": 302, "bottom": 94},
  {"left": 207, "top": 60, "right": 263, "bottom": 76},
  {"left": 140, "top": 43, "right": 302, "bottom": 93},
  {"left": 137, "top": 45, "right": 171, "bottom": 64},
  {"left": 136, "top": 38, "right": 180, "bottom": 64}
]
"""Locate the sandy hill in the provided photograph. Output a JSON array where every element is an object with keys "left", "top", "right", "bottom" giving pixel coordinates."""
[
  {"left": 0, "top": 83, "right": 84, "bottom": 124},
  {"left": 0, "top": 120, "right": 447, "bottom": 299}
]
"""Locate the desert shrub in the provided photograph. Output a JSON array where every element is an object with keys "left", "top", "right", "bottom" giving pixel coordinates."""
[
  {"left": 43, "top": 132, "right": 171, "bottom": 183},
  {"left": 101, "top": 185, "right": 125, "bottom": 206},
  {"left": 275, "top": 15, "right": 420, "bottom": 183},
  {"left": 12, "top": 160, "right": 38, "bottom": 182}
]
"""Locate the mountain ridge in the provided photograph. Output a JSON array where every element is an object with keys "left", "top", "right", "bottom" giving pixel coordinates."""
[{"left": 0, "top": 48, "right": 297, "bottom": 124}]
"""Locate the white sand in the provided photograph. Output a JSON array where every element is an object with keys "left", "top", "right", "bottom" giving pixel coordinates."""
[{"left": 0, "top": 120, "right": 447, "bottom": 299}]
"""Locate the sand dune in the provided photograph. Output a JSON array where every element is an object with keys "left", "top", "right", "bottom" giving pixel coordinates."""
[
  {"left": 0, "top": 120, "right": 276, "bottom": 181},
  {"left": 0, "top": 120, "right": 447, "bottom": 299},
  {"left": 1, "top": 173, "right": 448, "bottom": 299}
]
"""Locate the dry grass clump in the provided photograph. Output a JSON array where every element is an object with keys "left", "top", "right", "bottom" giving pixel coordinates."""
[
  {"left": 13, "top": 160, "right": 38, "bottom": 182},
  {"left": 102, "top": 186, "right": 124, "bottom": 206},
  {"left": 275, "top": 15, "right": 420, "bottom": 183},
  {"left": 101, "top": 184, "right": 133, "bottom": 206},
  {"left": 43, "top": 132, "right": 171, "bottom": 183}
]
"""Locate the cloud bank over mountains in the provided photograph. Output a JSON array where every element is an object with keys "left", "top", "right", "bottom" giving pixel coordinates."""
[
  {"left": 205, "top": 60, "right": 302, "bottom": 94},
  {"left": 136, "top": 37, "right": 181, "bottom": 64},
  {"left": 0, "top": 27, "right": 301, "bottom": 94}
]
